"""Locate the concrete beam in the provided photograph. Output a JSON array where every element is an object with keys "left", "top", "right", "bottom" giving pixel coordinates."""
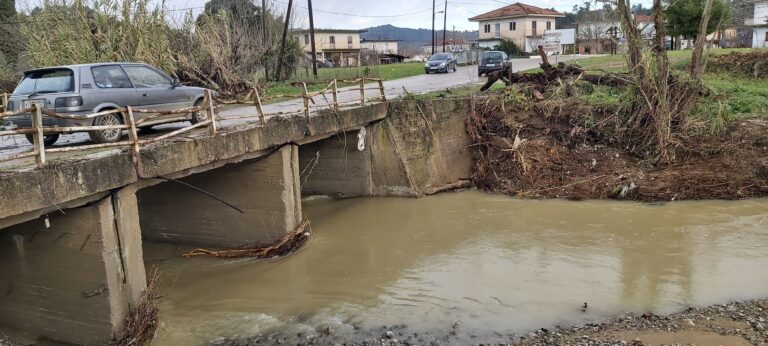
[
  {"left": 138, "top": 145, "right": 303, "bottom": 247},
  {"left": 0, "top": 102, "right": 388, "bottom": 222},
  {"left": 0, "top": 192, "right": 145, "bottom": 344}
]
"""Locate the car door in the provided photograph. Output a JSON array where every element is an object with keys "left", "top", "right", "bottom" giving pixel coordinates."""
[
  {"left": 88, "top": 65, "right": 140, "bottom": 111},
  {"left": 122, "top": 64, "right": 191, "bottom": 120}
]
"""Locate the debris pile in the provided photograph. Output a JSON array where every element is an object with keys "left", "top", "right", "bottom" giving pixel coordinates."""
[
  {"left": 466, "top": 87, "right": 768, "bottom": 201},
  {"left": 111, "top": 269, "right": 160, "bottom": 346},
  {"left": 708, "top": 51, "right": 768, "bottom": 78}
]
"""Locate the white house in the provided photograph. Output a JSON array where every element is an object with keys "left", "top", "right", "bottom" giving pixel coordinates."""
[
  {"left": 747, "top": 1, "right": 768, "bottom": 48},
  {"left": 468, "top": 2, "right": 565, "bottom": 53},
  {"left": 361, "top": 39, "right": 399, "bottom": 54}
]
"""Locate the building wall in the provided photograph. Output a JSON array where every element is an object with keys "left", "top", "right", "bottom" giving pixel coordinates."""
[
  {"left": 295, "top": 32, "right": 362, "bottom": 53},
  {"left": 476, "top": 16, "right": 558, "bottom": 51},
  {"left": 361, "top": 41, "right": 398, "bottom": 54},
  {"left": 754, "top": 28, "right": 768, "bottom": 48}
]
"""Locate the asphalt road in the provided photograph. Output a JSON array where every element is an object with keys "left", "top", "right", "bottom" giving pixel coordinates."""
[{"left": 0, "top": 56, "right": 589, "bottom": 169}]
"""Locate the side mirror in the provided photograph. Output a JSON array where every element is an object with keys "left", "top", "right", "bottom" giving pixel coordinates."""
[{"left": 171, "top": 78, "right": 180, "bottom": 88}]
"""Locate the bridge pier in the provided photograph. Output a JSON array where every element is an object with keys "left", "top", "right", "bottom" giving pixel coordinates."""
[
  {"left": 0, "top": 189, "right": 146, "bottom": 344},
  {"left": 299, "top": 131, "right": 374, "bottom": 197},
  {"left": 137, "top": 144, "right": 302, "bottom": 247}
]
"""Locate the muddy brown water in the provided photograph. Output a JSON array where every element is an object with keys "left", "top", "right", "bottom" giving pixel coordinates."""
[{"left": 144, "top": 191, "right": 768, "bottom": 344}]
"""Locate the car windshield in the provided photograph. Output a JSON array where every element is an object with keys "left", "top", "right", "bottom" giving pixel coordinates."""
[
  {"left": 483, "top": 52, "right": 504, "bottom": 60},
  {"left": 14, "top": 68, "right": 75, "bottom": 95},
  {"left": 429, "top": 54, "right": 450, "bottom": 61}
]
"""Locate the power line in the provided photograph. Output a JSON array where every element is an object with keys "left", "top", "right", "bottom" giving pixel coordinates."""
[{"left": 271, "top": 0, "right": 434, "bottom": 18}]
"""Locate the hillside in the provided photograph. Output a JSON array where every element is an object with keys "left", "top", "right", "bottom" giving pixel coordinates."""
[{"left": 361, "top": 24, "right": 478, "bottom": 54}]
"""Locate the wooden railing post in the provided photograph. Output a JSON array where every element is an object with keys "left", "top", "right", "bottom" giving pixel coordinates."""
[
  {"left": 359, "top": 78, "right": 366, "bottom": 106},
  {"left": 254, "top": 87, "right": 266, "bottom": 125},
  {"left": 302, "top": 82, "right": 310, "bottom": 121},
  {"left": 332, "top": 80, "right": 339, "bottom": 112},
  {"left": 1, "top": 93, "right": 7, "bottom": 112},
  {"left": 32, "top": 105, "right": 46, "bottom": 168},
  {"left": 377, "top": 79, "right": 386, "bottom": 101},
  {"left": 125, "top": 106, "right": 143, "bottom": 177},
  {"left": 206, "top": 90, "right": 217, "bottom": 135}
]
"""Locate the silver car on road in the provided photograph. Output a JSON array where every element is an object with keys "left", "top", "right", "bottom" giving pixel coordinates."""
[{"left": 3, "top": 62, "right": 211, "bottom": 145}]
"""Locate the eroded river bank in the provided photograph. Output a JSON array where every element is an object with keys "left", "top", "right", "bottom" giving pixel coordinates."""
[{"left": 139, "top": 191, "right": 768, "bottom": 345}]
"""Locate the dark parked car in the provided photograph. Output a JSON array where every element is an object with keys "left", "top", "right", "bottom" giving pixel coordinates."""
[
  {"left": 424, "top": 53, "right": 457, "bottom": 74},
  {"left": 3, "top": 62, "right": 210, "bottom": 145},
  {"left": 478, "top": 51, "right": 510, "bottom": 77}
]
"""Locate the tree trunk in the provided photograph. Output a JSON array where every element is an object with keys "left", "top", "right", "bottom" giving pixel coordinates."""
[
  {"left": 616, "top": 0, "right": 643, "bottom": 77},
  {"left": 690, "top": 0, "right": 714, "bottom": 78}
]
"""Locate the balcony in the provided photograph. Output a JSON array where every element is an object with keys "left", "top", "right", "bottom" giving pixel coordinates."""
[
  {"left": 744, "top": 18, "right": 768, "bottom": 26},
  {"left": 321, "top": 43, "right": 359, "bottom": 50}
]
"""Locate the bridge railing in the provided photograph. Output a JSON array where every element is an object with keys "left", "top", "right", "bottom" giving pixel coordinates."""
[
  {"left": 0, "top": 78, "right": 387, "bottom": 172},
  {"left": 0, "top": 93, "right": 7, "bottom": 113},
  {"left": 0, "top": 90, "right": 218, "bottom": 173}
]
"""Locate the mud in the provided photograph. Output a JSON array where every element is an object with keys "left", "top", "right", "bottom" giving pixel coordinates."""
[{"left": 466, "top": 96, "right": 768, "bottom": 202}]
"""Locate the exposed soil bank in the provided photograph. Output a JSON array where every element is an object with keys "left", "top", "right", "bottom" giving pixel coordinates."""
[
  {"left": 211, "top": 298, "right": 768, "bottom": 345},
  {"left": 466, "top": 97, "right": 768, "bottom": 202}
]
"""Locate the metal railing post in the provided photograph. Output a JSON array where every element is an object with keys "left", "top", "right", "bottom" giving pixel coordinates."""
[
  {"left": 125, "top": 106, "right": 143, "bottom": 177},
  {"left": 360, "top": 78, "right": 365, "bottom": 106},
  {"left": 331, "top": 80, "right": 339, "bottom": 111},
  {"left": 254, "top": 87, "right": 266, "bottom": 125},
  {"left": 378, "top": 79, "right": 386, "bottom": 101},
  {"left": 206, "top": 90, "right": 217, "bottom": 135},
  {"left": 32, "top": 105, "right": 46, "bottom": 168}
]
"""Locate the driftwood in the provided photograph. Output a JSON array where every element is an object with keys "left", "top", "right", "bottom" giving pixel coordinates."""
[
  {"left": 182, "top": 219, "right": 311, "bottom": 258},
  {"left": 480, "top": 45, "right": 628, "bottom": 92}
]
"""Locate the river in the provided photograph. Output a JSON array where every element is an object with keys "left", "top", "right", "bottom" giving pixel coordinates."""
[{"left": 145, "top": 191, "right": 768, "bottom": 344}]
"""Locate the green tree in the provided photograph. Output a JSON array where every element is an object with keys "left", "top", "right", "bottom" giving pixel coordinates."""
[
  {"left": 493, "top": 38, "right": 527, "bottom": 57},
  {"left": 666, "top": 0, "right": 731, "bottom": 39},
  {"left": 0, "top": 0, "right": 20, "bottom": 63}
]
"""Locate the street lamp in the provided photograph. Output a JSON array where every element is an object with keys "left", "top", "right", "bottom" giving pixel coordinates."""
[{"left": 433, "top": 10, "right": 445, "bottom": 55}]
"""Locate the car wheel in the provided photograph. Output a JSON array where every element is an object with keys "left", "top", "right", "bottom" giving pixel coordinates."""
[
  {"left": 88, "top": 111, "right": 124, "bottom": 143},
  {"left": 190, "top": 99, "right": 209, "bottom": 125},
  {"left": 24, "top": 134, "right": 60, "bottom": 146}
]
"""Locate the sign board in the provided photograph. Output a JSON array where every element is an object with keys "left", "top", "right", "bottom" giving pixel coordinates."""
[{"left": 542, "top": 32, "right": 561, "bottom": 53}]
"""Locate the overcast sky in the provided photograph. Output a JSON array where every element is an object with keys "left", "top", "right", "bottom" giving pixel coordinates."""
[{"left": 160, "top": 0, "right": 651, "bottom": 31}]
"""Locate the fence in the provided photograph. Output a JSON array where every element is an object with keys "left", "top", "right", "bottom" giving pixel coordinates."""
[{"left": 0, "top": 78, "right": 386, "bottom": 173}]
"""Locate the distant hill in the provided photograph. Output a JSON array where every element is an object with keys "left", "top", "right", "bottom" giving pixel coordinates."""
[{"left": 361, "top": 24, "right": 479, "bottom": 55}]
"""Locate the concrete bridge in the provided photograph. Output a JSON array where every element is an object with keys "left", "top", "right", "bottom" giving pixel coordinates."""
[{"left": 0, "top": 98, "right": 473, "bottom": 344}]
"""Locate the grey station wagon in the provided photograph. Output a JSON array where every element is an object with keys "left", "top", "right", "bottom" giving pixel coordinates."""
[{"left": 3, "top": 62, "right": 211, "bottom": 145}]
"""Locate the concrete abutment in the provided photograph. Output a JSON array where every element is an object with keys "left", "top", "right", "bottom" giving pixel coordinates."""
[{"left": 0, "top": 188, "right": 146, "bottom": 344}]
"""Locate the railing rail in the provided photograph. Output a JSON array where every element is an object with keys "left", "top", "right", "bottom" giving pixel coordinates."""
[{"left": 0, "top": 78, "right": 387, "bottom": 173}]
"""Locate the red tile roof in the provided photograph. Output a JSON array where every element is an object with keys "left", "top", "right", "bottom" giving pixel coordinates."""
[
  {"left": 468, "top": 2, "right": 563, "bottom": 21},
  {"left": 635, "top": 14, "right": 652, "bottom": 22}
]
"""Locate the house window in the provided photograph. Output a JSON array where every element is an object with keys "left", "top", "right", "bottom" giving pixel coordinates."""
[
  {"left": 484, "top": 24, "right": 491, "bottom": 33},
  {"left": 510, "top": 22, "right": 516, "bottom": 31},
  {"left": 765, "top": 32, "right": 768, "bottom": 41},
  {"left": 304, "top": 34, "right": 309, "bottom": 45},
  {"left": 546, "top": 21, "right": 551, "bottom": 30},
  {"left": 348, "top": 36, "right": 353, "bottom": 44},
  {"left": 494, "top": 23, "right": 501, "bottom": 38},
  {"left": 532, "top": 21, "right": 537, "bottom": 35},
  {"left": 329, "top": 36, "right": 335, "bottom": 44}
]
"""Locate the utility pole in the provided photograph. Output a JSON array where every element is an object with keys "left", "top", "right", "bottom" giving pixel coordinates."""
[
  {"left": 453, "top": 25, "right": 456, "bottom": 48},
  {"left": 442, "top": 0, "right": 447, "bottom": 52},
  {"left": 276, "top": 0, "right": 293, "bottom": 81},
  {"left": 431, "top": 0, "right": 435, "bottom": 55},
  {"left": 261, "top": 0, "right": 270, "bottom": 81},
  {"left": 308, "top": 0, "right": 317, "bottom": 76}
]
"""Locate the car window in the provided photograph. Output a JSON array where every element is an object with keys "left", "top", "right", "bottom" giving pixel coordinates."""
[
  {"left": 14, "top": 69, "right": 74, "bottom": 95},
  {"left": 91, "top": 65, "right": 133, "bottom": 89},
  {"left": 123, "top": 66, "right": 172, "bottom": 88},
  {"left": 484, "top": 52, "right": 504, "bottom": 60},
  {"left": 429, "top": 53, "right": 450, "bottom": 61}
]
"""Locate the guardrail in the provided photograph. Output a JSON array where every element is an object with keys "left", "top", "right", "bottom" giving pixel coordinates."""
[{"left": 0, "top": 78, "right": 387, "bottom": 173}]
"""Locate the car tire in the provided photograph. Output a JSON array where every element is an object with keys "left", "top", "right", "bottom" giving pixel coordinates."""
[
  {"left": 24, "top": 134, "right": 60, "bottom": 146},
  {"left": 190, "top": 98, "right": 210, "bottom": 125},
  {"left": 88, "top": 111, "right": 124, "bottom": 143}
]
